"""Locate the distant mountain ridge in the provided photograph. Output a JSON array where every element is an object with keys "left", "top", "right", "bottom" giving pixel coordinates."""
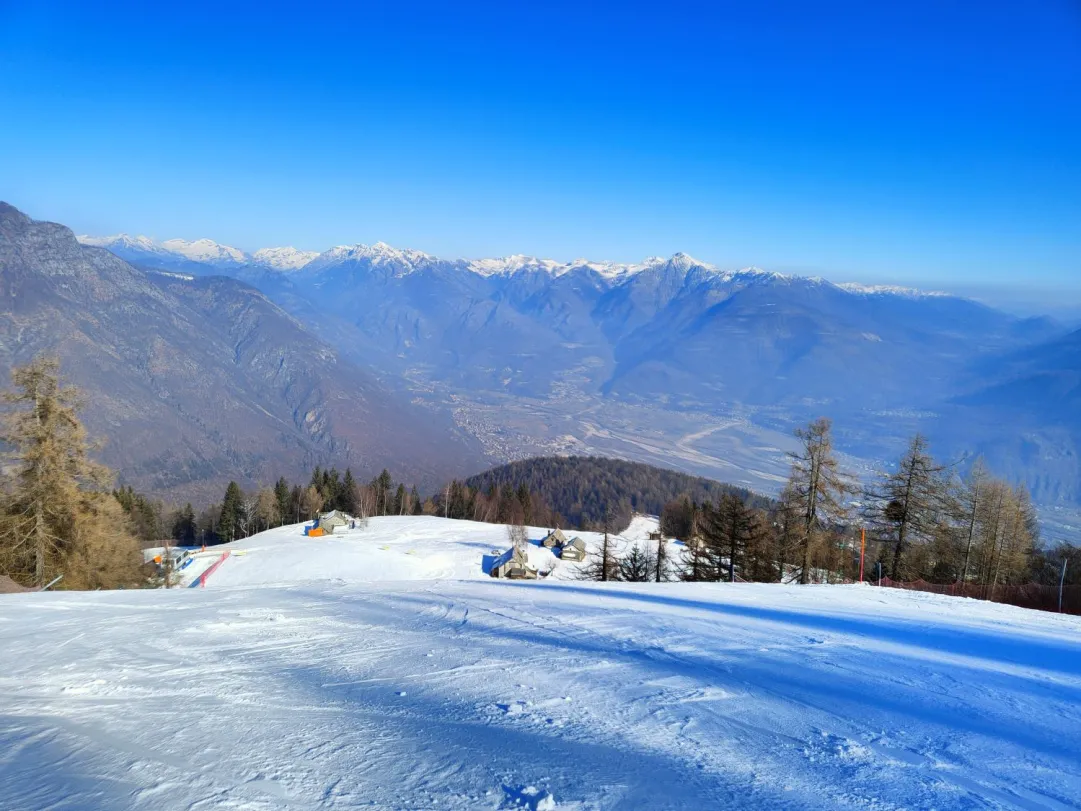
[
  {"left": 81, "top": 229, "right": 1039, "bottom": 410},
  {"left": 78, "top": 231, "right": 957, "bottom": 298}
]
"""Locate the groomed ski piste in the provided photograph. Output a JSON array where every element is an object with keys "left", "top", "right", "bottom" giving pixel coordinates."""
[{"left": 2, "top": 515, "right": 1080, "bottom": 810}]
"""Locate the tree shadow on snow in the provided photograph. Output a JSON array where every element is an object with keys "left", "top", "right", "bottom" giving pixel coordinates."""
[
  {"left": 501, "top": 582, "right": 1081, "bottom": 680},
  {"left": 357, "top": 585, "right": 1081, "bottom": 766}
]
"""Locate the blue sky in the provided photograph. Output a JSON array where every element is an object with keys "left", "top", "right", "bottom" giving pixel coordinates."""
[{"left": 1, "top": 0, "right": 1078, "bottom": 298}]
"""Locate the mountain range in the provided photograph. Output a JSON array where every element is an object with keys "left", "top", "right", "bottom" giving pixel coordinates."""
[
  {"left": 3, "top": 208, "right": 1076, "bottom": 533},
  {"left": 72, "top": 227, "right": 1079, "bottom": 536},
  {"left": 76, "top": 232, "right": 1061, "bottom": 404},
  {"left": 1, "top": 205, "right": 482, "bottom": 503}
]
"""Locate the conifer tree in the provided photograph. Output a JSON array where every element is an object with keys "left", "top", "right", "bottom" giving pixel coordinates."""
[
  {"left": 704, "top": 493, "right": 757, "bottom": 582},
  {"left": 274, "top": 477, "right": 291, "bottom": 527},
  {"left": 497, "top": 483, "right": 517, "bottom": 523},
  {"left": 654, "top": 534, "right": 669, "bottom": 582},
  {"left": 786, "top": 418, "right": 854, "bottom": 584},
  {"left": 376, "top": 469, "right": 393, "bottom": 516},
  {"left": 680, "top": 534, "right": 714, "bottom": 582},
  {"left": 580, "top": 506, "right": 619, "bottom": 581},
  {"left": 289, "top": 484, "right": 304, "bottom": 523},
  {"left": 958, "top": 458, "right": 989, "bottom": 584},
  {"left": 864, "top": 434, "right": 950, "bottom": 580},
  {"left": 172, "top": 503, "right": 197, "bottom": 544},
  {"left": 112, "top": 485, "right": 164, "bottom": 541},
  {"left": 517, "top": 483, "right": 533, "bottom": 525},
  {"left": 0, "top": 356, "right": 142, "bottom": 589},
  {"left": 743, "top": 508, "right": 777, "bottom": 582},
  {"left": 660, "top": 496, "right": 699, "bottom": 544},
  {"left": 619, "top": 543, "right": 652, "bottom": 582},
  {"left": 772, "top": 484, "right": 802, "bottom": 582},
  {"left": 218, "top": 481, "right": 245, "bottom": 542},
  {"left": 341, "top": 468, "right": 358, "bottom": 515},
  {"left": 322, "top": 468, "right": 342, "bottom": 511}
]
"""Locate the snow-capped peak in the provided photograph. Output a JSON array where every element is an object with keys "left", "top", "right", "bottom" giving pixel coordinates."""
[
  {"left": 78, "top": 228, "right": 952, "bottom": 300},
  {"left": 836, "top": 282, "right": 951, "bottom": 299},
  {"left": 77, "top": 233, "right": 166, "bottom": 253},
  {"left": 161, "top": 238, "right": 248, "bottom": 266},
  {"left": 252, "top": 246, "right": 320, "bottom": 271},
  {"left": 466, "top": 251, "right": 716, "bottom": 280},
  {"left": 468, "top": 254, "right": 568, "bottom": 277},
  {"left": 306, "top": 241, "right": 438, "bottom": 275},
  {"left": 666, "top": 251, "right": 707, "bottom": 271}
]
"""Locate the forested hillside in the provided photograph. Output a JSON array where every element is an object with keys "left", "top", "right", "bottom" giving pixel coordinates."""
[{"left": 464, "top": 456, "right": 771, "bottom": 532}]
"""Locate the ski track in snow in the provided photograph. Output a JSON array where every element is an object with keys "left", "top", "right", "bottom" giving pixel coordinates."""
[{"left": 1, "top": 516, "right": 1080, "bottom": 810}]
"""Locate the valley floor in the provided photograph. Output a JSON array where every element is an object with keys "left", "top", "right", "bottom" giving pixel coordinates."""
[{"left": 1, "top": 518, "right": 1080, "bottom": 810}]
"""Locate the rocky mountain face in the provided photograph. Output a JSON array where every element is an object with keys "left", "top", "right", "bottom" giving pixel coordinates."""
[{"left": 0, "top": 204, "right": 483, "bottom": 503}]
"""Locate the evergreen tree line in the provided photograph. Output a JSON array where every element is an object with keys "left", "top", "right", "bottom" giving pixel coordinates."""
[
  {"left": 434, "top": 479, "right": 559, "bottom": 527},
  {"left": 465, "top": 456, "right": 768, "bottom": 533},
  {"left": 592, "top": 418, "right": 1062, "bottom": 589},
  {"left": 134, "top": 468, "right": 560, "bottom": 547},
  {"left": 578, "top": 494, "right": 789, "bottom": 584}
]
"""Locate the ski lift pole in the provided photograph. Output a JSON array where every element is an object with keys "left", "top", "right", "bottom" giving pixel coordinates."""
[{"left": 1060, "top": 559, "right": 1069, "bottom": 613}]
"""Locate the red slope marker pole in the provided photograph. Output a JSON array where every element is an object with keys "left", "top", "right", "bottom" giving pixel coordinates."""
[{"left": 859, "top": 527, "right": 866, "bottom": 584}]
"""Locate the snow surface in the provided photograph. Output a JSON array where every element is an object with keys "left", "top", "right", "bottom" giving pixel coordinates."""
[{"left": 2, "top": 515, "right": 1079, "bottom": 810}]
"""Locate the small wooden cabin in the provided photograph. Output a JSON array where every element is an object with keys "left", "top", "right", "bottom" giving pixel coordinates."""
[
  {"left": 559, "top": 537, "right": 587, "bottom": 561},
  {"left": 541, "top": 529, "right": 568, "bottom": 548},
  {"left": 319, "top": 510, "right": 350, "bottom": 534},
  {"left": 491, "top": 545, "right": 539, "bottom": 579}
]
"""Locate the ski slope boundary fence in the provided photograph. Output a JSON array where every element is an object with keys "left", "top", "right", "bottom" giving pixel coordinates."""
[
  {"left": 189, "top": 552, "right": 230, "bottom": 589},
  {"left": 878, "top": 577, "right": 1081, "bottom": 616}
]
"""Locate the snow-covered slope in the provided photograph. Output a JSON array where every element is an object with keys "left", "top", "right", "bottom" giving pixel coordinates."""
[
  {"left": 2, "top": 515, "right": 1079, "bottom": 810},
  {"left": 184, "top": 515, "right": 660, "bottom": 588}
]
